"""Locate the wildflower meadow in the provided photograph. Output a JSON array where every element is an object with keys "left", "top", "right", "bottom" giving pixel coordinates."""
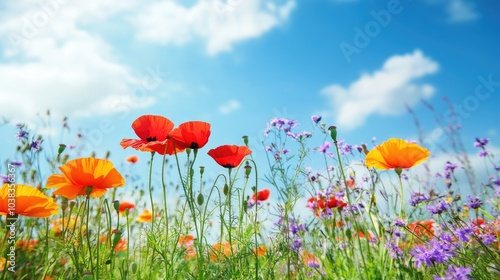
[{"left": 0, "top": 110, "right": 499, "bottom": 280}]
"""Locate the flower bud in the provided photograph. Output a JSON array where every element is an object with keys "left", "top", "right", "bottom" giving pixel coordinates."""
[
  {"left": 113, "top": 200, "right": 120, "bottom": 212},
  {"left": 197, "top": 193, "right": 204, "bottom": 206},
  {"left": 112, "top": 229, "right": 122, "bottom": 249},
  {"left": 328, "top": 126, "right": 337, "bottom": 142},
  {"left": 223, "top": 184, "right": 229, "bottom": 196},
  {"left": 58, "top": 144, "right": 67, "bottom": 155},
  {"left": 242, "top": 135, "right": 249, "bottom": 146},
  {"left": 244, "top": 164, "right": 252, "bottom": 178},
  {"left": 199, "top": 166, "right": 205, "bottom": 176}
]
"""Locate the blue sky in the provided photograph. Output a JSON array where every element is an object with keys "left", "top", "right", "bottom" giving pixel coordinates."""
[{"left": 1, "top": 0, "right": 499, "bottom": 190}]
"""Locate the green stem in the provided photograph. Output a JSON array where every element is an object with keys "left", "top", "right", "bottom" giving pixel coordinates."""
[{"left": 161, "top": 153, "right": 170, "bottom": 277}]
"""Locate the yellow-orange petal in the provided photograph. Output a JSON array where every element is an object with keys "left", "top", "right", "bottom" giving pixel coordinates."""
[
  {"left": 365, "top": 138, "right": 430, "bottom": 170},
  {"left": 47, "top": 157, "right": 125, "bottom": 199},
  {"left": 0, "top": 184, "right": 58, "bottom": 218}
]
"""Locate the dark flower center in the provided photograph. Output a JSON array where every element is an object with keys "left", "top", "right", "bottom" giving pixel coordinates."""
[
  {"left": 190, "top": 142, "right": 199, "bottom": 149},
  {"left": 223, "top": 164, "right": 233, "bottom": 169},
  {"left": 146, "top": 136, "right": 157, "bottom": 142}
]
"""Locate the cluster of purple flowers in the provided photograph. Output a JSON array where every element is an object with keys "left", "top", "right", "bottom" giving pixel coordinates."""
[
  {"left": 465, "top": 196, "right": 482, "bottom": 209},
  {"left": 336, "top": 140, "right": 354, "bottom": 155},
  {"left": 427, "top": 200, "right": 450, "bottom": 215},
  {"left": 14, "top": 123, "right": 42, "bottom": 152},
  {"left": 434, "top": 161, "right": 459, "bottom": 188},
  {"left": 474, "top": 137, "right": 490, "bottom": 157},
  {"left": 411, "top": 238, "right": 455, "bottom": 268},
  {"left": 433, "top": 265, "right": 472, "bottom": 280},
  {"left": 409, "top": 192, "right": 431, "bottom": 206},
  {"left": 264, "top": 117, "right": 311, "bottom": 140},
  {"left": 274, "top": 216, "right": 307, "bottom": 252}
]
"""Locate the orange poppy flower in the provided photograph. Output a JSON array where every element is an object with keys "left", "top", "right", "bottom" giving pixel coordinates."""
[
  {"left": 408, "top": 219, "right": 435, "bottom": 239},
  {"left": 178, "top": 234, "right": 195, "bottom": 248},
  {"left": 118, "top": 201, "right": 135, "bottom": 214},
  {"left": 120, "top": 115, "right": 180, "bottom": 155},
  {"left": 137, "top": 209, "right": 153, "bottom": 222},
  {"left": 302, "top": 251, "right": 320, "bottom": 268},
  {"left": 252, "top": 189, "right": 270, "bottom": 201},
  {"left": 168, "top": 121, "right": 211, "bottom": 150},
  {"left": 254, "top": 245, "right": 267, "bottom": 257},
  {"left": 365, "top": 138, "right": 430, "bottom": 170},
  {"left": 46, "top": 157, "right": 125, "bottom": 200},
  {"left": 16, "top": 239, "right": 39, "bottom": 251},
  {"left": 114, "top": 238, "right": 127, "bottom": 252},
  {"left": 126, "top": 155, "right": 138, "bottom": 163},
  {"left": 0, "top": 184, "right": 58, "bottom": 218},
  {"left": 178, "top": 235, "right": 196, "bottom": 260},
  {"left": 207, "top": 145, "right": 252, "bottom": 168},
  {"left": 210, "top": 242, "right": 232, "bottom": 261}
]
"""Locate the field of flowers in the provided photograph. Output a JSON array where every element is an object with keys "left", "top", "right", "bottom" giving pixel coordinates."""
[{"left": 1, "top": 113, "right": 499, "bottom": 280}]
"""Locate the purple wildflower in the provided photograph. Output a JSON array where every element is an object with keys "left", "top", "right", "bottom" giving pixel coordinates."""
[
  {"left": 319, "top": 141, "right": 330, "bottom": 153},
  {"left": 434, "top": 265, "right": 472, "bottom": 280},
  {"left": 311, "top": 115, "right": 322, "bottom": 124},
  {"left": 290, "top": 238, "right": 302, "bottom": 252},
  {"left": 479, "top": 233, "right": 496, "bottom": 246},
  {"left": 478, "top": 150, "right": 489, "bottom": 157},
  {"left": 10, "top": 161, "right": 22, "bottom": 167},
  {"left": 247, "top": 199, "right": 256, "bottom": 209},
  {"left": 455, "top": 227, "right": 473, "bottom": 243},
  {"left": 394, "top": 218, "right": 406, "bottom": 227},
  {"left": 492, "top": 176, "right": 500, "bottom": 187},
  {"left": 474, "top": 137, "right": 489, "bottom": 148},
  {"left": 0, "top": 174, "right": 9, "bottom": 184},
  {"left": 30, "top": 140, "right": 42, "bottom": 152},
  {"left": 16, "top": 130, "right": 28, "bottom": 141},
  {"left": 427, "top": 200, "right": 449, "bottom": 215},
  {"left": 444, "top": 161, "right": 458, "bottom": 172},
  {"left": 409, "top": 192, "right": 430, "bottom": 206},
  {"left": 386, "top": 241, "right": 404, "bottom": 260},
  {"left": 411, "top": 239, "right": 455, "bottom": 268},
  {"left": 466, "top": 196, "right": 482, "bottom": 209}
]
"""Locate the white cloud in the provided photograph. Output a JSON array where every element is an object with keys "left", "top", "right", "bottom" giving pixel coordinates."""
[
  {"left": 446, "top": 0, "right": 480, "bottom": 23},
  {"left": 218, "top": 99, "right": 241, "bottom": 114},
  {"left": 321, "top": 50, "right": 439, "bottom": 130},
  {"left": 0, "top": 1, "right": 157, "bottom": 123},
  {"left": 132, "top": 0, "right": 295, "bottom": 55}
]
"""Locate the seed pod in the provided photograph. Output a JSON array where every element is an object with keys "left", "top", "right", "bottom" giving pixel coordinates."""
[{"left": 197, "top": 193, "right": 204, "bottom": 206}]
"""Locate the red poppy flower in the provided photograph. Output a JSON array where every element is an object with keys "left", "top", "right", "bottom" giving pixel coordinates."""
[
  {"left": 307, "top": 196, "right": 347, "bottom": 217},
  {"left": 168, "top": 121, "right": 211, "bottom": 150},
  {"left": 126, "top": 155, "right": 138, "bottom": 163},
  {"left": 120, "top": 115, "right": 180, "bottom": 155},
  {"left": 207, "top": 145, "right": 252, "bottom": 168},
  {"left": 252, "top": 189, "right": 270, "bottom": 201},
  {"left": 118, "top": 201, "right": 135, "bottom": 213}
]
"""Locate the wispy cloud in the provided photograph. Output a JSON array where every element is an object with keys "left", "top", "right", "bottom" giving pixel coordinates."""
[
  {"left": 132, "top": 0, "right": 295, "bottom": 55},
  {"left": 446, "top": 0, "right": 480, "bottom": 22},
  {"left": 218, "top": 99, "right": 241, "bottom": 115},
  {"left": 321, "top": 50, "right": 439, "bottom": 130}
]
